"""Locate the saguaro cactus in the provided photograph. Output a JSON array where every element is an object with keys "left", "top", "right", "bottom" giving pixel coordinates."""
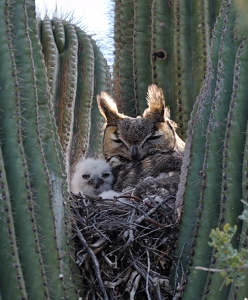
[
  {"left": 0, "top": 0, "right": 110, "bottom": 298},
  {"left": 0, "top": 0, "right": 85, "bottom": 298},
  {"left": 173, "top": 1, "right": 248, "bottom": 298},
  {"left": 111, "top": 0, "right": 248, "bottom": 298}
]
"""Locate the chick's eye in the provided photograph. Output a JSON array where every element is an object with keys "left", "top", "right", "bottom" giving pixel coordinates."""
[
  {"left": 82, "top": 174, "right": 90, "bottom": 179},
  {"left": 102, "top": 173, "right": 109, "bottom": 178}
]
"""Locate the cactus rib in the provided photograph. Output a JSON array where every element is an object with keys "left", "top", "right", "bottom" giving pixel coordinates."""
[
  {"left": 70, "top": 28, "right": 94, "bottom": 169},
  {"left": 0, "top": 146, "right": 27, "bottom": 299},
  {"left": 151, "top": 0, "right": 172, "bottom": 116},
  {"left": 41, "top": 18, "right": 60, "bottom": 108},
  {"left": 133, "top": 0, "right": 152, "bottom": 115},
  {"left": 87, "top": 39, "right": 108, "bottom": 157},
  {"left": 57, "top": 22, "right": 78, "bottom": 177},
  {"left": 171, "top": 0, "right": 193, "bottom": 136}
]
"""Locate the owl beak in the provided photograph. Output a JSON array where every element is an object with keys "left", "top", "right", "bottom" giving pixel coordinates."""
[{"left": 131, "top": 145, "right": 139, "bottom": 161}]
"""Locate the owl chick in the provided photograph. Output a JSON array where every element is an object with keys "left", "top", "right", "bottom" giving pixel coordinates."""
[{"left": 70, "top": 158, "right": 114, "bottom": 196}]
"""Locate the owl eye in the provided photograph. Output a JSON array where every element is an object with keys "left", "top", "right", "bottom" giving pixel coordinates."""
[
  {"left": 102, "top": 173, "right": 110, "bottom": 178},
  {"left": 112, "top": 137, "right": 123, "bottom": 144},
  {"left": 82, "top": 174, "right": 90, "bottom": 179},
  {"left": 147, "top": 134, "right": 162, "bottom": 141}
]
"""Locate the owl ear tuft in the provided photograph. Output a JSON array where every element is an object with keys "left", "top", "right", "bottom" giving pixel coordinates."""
[
  {"left": 97, "top": 92, "right": 124, "bottom": 125},
  {"left": 143, "top": 84, "right": 167, "bottom": 122}
]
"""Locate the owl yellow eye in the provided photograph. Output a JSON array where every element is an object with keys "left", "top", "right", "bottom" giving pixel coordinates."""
[
  {"left": 82, "top": 174, "right": 90, "bottom": 179},
  {"left": 102, "top": 173, "right": 110, "bottom": 178}
]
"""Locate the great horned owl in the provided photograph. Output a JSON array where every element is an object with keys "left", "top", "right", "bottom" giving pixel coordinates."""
[
  {"left": 97, "top": 84, "right": 185, "bottom": 196},
  {"left": 70, "top": 158, "right": 114, "bottom": 196}
]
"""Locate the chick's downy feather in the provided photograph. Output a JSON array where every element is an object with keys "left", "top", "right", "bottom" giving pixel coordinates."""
[{"left": 71, "top": 158, "right": 114, "bottom": 196}]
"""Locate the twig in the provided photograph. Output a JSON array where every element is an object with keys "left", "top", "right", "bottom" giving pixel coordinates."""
[
  {"left": 73, "top": 221, "right": 109, "bottom": 300},
  {"left": 90, "top": 237, "right": 107, "bottom": 248},
  {"left": 146, "top": 249, "right": 151, "bottom": 300},
  {"left": 104, "top": 267, "right": 132, "bottom": 288},
  {"left": 135, "top": 196, "right": 175, "bottom": 226},
  {"left": 129, "top": 250, "right": 155, "bottom": 288},
  {"left": 118, "top": 210, "right": 135, "bottom": 258},
  {"left": 116, "top": 195, "right": 143, "bottom": 202},
  {"left": 143, "top": 217, "right": 170, "bottom": 227},
  {"left": 102, "top": 250, "right": 117, "bottom": 268},
  {"left": 130, "top": 274, "right": 141, "bottom": 300},
  {"left": 125, "top": 270, "right": 139, "bottom": 293},
  {"left": 92, "top": 220, "right": 112, "bottom": 243}
]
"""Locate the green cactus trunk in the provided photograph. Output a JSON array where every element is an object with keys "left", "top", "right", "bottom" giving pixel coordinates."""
[
  {"left": 112, "top": 0, "right": 248, "bottom": 298},
  {"left": 112, "top": 0, "right": 221, "bottom": 138},
  {"left": 173, "top": 1, "right": 248, "bottom": 298},
  {"left": 0, "top": 0, "right": 111, "bottom": 297}
]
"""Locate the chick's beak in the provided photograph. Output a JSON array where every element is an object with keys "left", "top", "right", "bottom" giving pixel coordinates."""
[{"left": 92, "top": 177, "right": 103, "bottom": 189}]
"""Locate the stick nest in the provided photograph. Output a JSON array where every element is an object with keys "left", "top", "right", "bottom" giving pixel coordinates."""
[{"left": 71, "top": 193, "right": 179, "bottom": 300}]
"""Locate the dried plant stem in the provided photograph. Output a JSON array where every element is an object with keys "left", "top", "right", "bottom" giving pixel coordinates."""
[{"left": 74, "top": 221, "right": 109, "bottom": 300}]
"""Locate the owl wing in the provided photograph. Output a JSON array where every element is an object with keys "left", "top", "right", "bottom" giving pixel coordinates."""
[{"left": 113, "top": 152, "right": 182, "bottom": 193}]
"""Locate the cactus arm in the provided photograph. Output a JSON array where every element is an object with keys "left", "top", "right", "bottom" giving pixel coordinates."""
[
  {"left": 133, "top": 0, "right": 152, "bottom": 115},
  {"left": 181, "top": 2, "right": 237, "bottom": 298},
  {"left": 174, "top": 2, "right": 228, "bottom": 285},
  {"left": 70, "top": 28, "right": 94, "bottom": 168},
  {"left": 151, "top": 0, "right": 172, "bottom": 114},
  {"left": 13, "top": 1, "right": 73, "bottom": 298},
  {"left": 203, "top": 33, "right": 248, "bottom": 300},
  {"left": 223, "top": 35, "right": 248, "bottom": 300},
  {"left": 232, "top": 111, "right": 248, "bottom": 299},
  {"left": 0, "top": 0, "right": 50, "bottom": 297},
  {"left": 31, "top": 16, "right": 83, "bottom": 298},
  {"left": 0, "top": 147, "right": 27, "bottom": 299},
  {"left": 220, "top": 38, "right": 247, "bottom": 230}
]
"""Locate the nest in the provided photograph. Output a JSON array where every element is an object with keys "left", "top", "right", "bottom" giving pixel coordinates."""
[{"left": 71, "top": 192, "right": 179, "bottom": 300}]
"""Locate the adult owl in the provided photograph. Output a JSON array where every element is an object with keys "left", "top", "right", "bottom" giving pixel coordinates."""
[{"left": 97, "top": 84, "right": 185, "bottom": 197}]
